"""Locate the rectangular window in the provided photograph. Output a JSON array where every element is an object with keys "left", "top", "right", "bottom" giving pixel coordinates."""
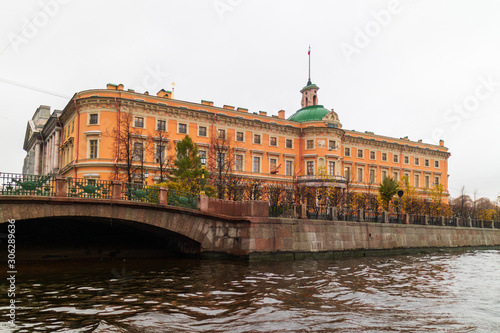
[
  {"left": 393, "top": 154, "right": 399, "bottom": 163},
  {"left": 425, "top": 175, "right": 430, "bottom": 188},
  {"left": 270, "top": 158, "right": 277, "bottom": 173},
  {"left": 328, "top": 161, "right": 335, "bottom": 175},
  {"left": 306, "top": 140, "right": 314, "bottom": 149},
  {"left": 157, "top": 120, "right": 166, "bottom": 131},
  {"left": 415, "top": 157, "right": 420, "bottom": 166},
  {"left": 370, "top": 151, "right": 376, "bottom": 160},
  {"left": 236, "top": 131, "right": 244, "bottom": 142},
  {"left": 307, "top": 161, "right": 314, "bottom": 175},
  {"left": 357, "top": 149, "right": 363, "bottom": 158},
  {"left": 286, "top": 139, "right": 293, "bottom": 148},
  {"left": 345, "top": 166, "right": 351, "bottom": 180},
  {"left": 216, "top": 152, "right": 225, "bottom": 169},
  {"left": 404, "top": 156, "right": 409, "bottom": 164},
  {"left": 270, "top": 137, "right": 277, "bottom": 147},
  {"left": 178, "top": 123, "right": 187, "bottom": 134},
  {"left": 135, "top": 117, "right": 144, "bottom": 128},
  {"left": 357, "top": 168, "right": 363, "bottom": 182},
  {"left": 345, "top": 147, "right": 351, "bottom": 157},
  {"left": 155, "top": 144, "right": 165, "bottom": 163},
  {"left": 328, "top": 140, "right": 336, "bottom": 150},
  {"left": 133, "top": 142, "right": 143, "bottom": 161},
  {"left": 425, "top": 159, "right": 430, "bottom": 167},
  {"left": 435, "top": 160, "right": 440, "bottom": 168},
  {"left": 254, "top": 134, "right": 261, "bottom": 144},
  {"left": 434, "top": 177, "right": 440, "bottom": 186},
  {"left": 71, "top": 120, "right": 74, "bottom": 133},
  {"left": 393, "top": 171, "right": 399, "bottom": 180},
  {"left": 89, "top": 140, "right": 98, "bottom": 159},
  {"left": 369, "top": 169, "right": 376, "bottom": 184},
  {"left": 89, "top": 114, "right": 98, "bottom": 125},
  {"left": 217, "top": 129, "right": 226, "bottom": 139},
  {"left": 382, "top": 153, "right": 387, "bottom": 161},
  {"left": 382, "top": 170, "right": 387, "bottom": 180},
  {"left": 198, "top": 126, "right": 207, "bottom": 137},
  {"left": 286, "top": 160, "right": 293, "bottom": 176},
  {"left": 253, "top": 156, "right": 261, "bottom": 173},
  {"left": 414, "top": 174, "right": 420, "bottom": 188},
  {"left": 235, "top": 155, "right": 243, "bottom": 171}
]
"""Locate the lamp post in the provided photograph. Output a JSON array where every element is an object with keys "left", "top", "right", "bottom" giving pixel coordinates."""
[
  {"left": 144, "top": 170, "right": 149, "bottom": 185},
  {"left": 200, "top": 155, "right": 206, "bottom": 195},
  {"left": 397, "top": 190, "right": 404, "bottom": 223}
]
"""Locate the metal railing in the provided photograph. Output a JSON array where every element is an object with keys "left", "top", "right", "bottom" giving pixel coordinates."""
[
  {"left": 67, "top": 178, "right": 112, "bottom": 199},
  {"left": 166, "top": 189, "right": 198, "bottom": 209},
  {"left": 0, "top": 173, "right": 55, "bottom": 196},
  {"left": 122, "top": 183, "right": 159, "bottom": 203}
]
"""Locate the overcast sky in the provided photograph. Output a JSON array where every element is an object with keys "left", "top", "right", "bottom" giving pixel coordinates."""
[{"left": 0, "top": 0, "right": 499, "bottom": 201}]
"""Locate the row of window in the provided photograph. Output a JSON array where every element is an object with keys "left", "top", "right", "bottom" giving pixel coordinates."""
[
  {"left": 86, "top": 112, "right": 296, "bottom": 149},
  {"left": 343, "top": 166, "right": 440, "bottom": 188},
  {"left": 344, "top": 147, "right": 441, "bottom": 168}
]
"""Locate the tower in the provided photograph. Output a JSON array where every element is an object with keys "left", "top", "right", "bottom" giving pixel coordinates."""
[{"left": 300, "top": 46, "right": 319, "bottom": 108}]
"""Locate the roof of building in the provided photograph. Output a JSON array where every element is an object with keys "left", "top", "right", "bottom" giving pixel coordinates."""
[
  {"left": 288, "top": 104, "right": 330, "bottom": 122},
  {"left": 300, "top": 83, "right": 319, "bottom": 92}
]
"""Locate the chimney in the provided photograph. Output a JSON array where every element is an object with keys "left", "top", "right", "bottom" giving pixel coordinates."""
[
  {"left": 201, "top": 100, "right": 213, "bottom": 106},
  {"left": 439, "top": 139, "right": 444, "bottom": 147},
  {"left": 144, "top": 91, "right": 149, "bottom": 95},
  {"left": 106, "top": 83, "right": 117, "bottom": 90},
  {"left": 259, "top": 111, "right": 267, "bottom": 116},
  {"left": 278, "top": 110, "right": 285, "bottom": 119},
  {"left": 418, "top": 139, "right": 423, "bottom": 143},
  {"left": 237, "top": 107, "right": 248, "bottom": 113},
  {"left": 117, "top": 84, "right": 124, "bottom": 91},
  {"left": 223, "top": 105, "right": 235, "bottom": 110}
]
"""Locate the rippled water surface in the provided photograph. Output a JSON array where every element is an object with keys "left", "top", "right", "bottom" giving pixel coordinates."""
[{"left": 1, "top": 250, "right": 499, "bottom": 332}]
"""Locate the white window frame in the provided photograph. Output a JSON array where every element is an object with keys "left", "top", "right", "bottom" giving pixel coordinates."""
[
  {"left": 236, "top": 131, "right": 245, "bottom": 142},
  {"left": 198, "top": 125, "right": 208, "bottom": 137},
  {"left": 285, "top": 160, "right": 293, "bottom": 176},
  {"left": 134, "top": 116, "right": 145, "bottom": 129},
  {"left": 88, "top": 112, "right": 100, "bottom": 126},
  {"left": 178, "top": 122, "right": 188, "bottom": 134}
]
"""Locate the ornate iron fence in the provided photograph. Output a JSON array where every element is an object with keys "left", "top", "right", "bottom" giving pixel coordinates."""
[
  {"left": 166, "top": 189, "right": 198, "bottom": 209},
  {"left": 122, "top": 183, "right": 159, "bottom": 203},
  {"left": 67, "top": 178, "right": 112, "bottom": 199},
  {"left": 365, "top": 211, "right": 382, "bottom": 223},
  {"left": 409, "top": 215, "right": 426, "bottom": 225},
  {"left": 0, "top": 173, "right": 55, "bottom": 196},
  {"left": 388, "top": 213, "right": 404, "bottom": 224}
]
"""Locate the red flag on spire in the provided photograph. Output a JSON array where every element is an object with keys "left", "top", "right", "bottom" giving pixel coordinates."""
[{"left": 308, "top": 46, "right": 310, "bottom": 55}]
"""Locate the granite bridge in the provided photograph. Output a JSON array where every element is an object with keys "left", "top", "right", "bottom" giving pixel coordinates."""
[{"left": 1, "top": 174, "right": 500, "bottom": 261}]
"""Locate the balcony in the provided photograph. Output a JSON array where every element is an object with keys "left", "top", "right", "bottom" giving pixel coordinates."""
[{"left": 296, "top": 174, "right": 346, "bottom": 187}]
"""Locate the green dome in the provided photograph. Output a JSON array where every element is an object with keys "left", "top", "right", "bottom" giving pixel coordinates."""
[{"left": 288, "top": 104, "right": 329, "bottom": 122}]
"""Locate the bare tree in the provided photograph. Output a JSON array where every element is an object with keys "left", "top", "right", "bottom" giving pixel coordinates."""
[
  {"left": 152, "top": 126, "right": 174, "bottom": 183},
  {"left": 108, "top": 112, "right": 152, "bottom": 184},
  {"left": 207, "top": 131, "right": 239, "bottom": 199}
]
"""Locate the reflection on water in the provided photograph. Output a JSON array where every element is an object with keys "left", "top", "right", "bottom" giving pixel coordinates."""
[{"left": 1, "top": 250, "right": 499, "bottom": 332}]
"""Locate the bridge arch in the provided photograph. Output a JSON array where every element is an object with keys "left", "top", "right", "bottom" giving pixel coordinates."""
[{"left": 0, "top": 196, "right": 251, "bottom": 258}]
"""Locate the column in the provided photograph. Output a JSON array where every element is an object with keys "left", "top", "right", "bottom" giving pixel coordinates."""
[
  {"left": 34, "top": 142, "right": 41, "bottom": 175},
  {"left": 53, "top": 131, "right": 60, "bottom": 171},
  {"left": 47, "top": 136, "right": 52, "bottom": 173}
]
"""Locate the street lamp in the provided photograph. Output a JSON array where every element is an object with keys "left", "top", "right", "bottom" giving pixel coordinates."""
[
  {"left": 144, "top": 170, "right": 149, "bottom": 185},
  {"left": 200, "top": 155, "right": 206, "bottom": 195}
]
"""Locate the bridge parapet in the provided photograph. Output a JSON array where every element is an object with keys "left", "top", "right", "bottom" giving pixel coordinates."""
[{"left": 0, "top": 173, "right": 268, "bottom": 219}]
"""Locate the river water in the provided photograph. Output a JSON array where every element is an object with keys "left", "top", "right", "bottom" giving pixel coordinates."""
[{"left": 1, "top": 250, "right": 499, "bottom": 332}]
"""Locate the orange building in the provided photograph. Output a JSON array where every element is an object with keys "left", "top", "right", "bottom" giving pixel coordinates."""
[{"left": 23, "top": 80, "right": 450, "bottom": 198}]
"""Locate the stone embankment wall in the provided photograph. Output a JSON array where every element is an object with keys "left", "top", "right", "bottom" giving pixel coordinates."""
[{"left": 243, "top": 218, "right": 500, "bottom": 260}]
